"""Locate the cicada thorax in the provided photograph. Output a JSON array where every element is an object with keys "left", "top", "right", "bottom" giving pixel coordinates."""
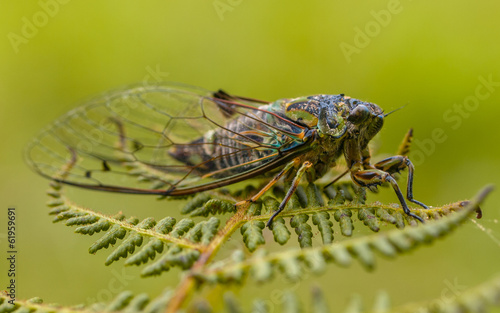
[
  {"left": 281, "top": 95, "right": 357, "bottom": 138},
  {"left": 266, "top": 95, "right": 352, "bottom": 181},
  {"left": 168, "top": 102, "right": 305, "bottom": 178},
  {"left": 282, "top": 97, "right": 321, "bottom": 128}
]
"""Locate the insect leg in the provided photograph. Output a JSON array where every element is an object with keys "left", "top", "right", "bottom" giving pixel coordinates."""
[
  {"left": 235, "top": 159, "right": 297, "bottom": 207},
  {"left": 267, "top": 161, "right": 313, "bottom": 228},
  {"left": 361, "top": 146, "right": 375, "bottom": 169},
  {"left": 323, "top": 168, "right": 349, "bottom": 190},
  {"left": 351, "top": 167, "right": 425, "bottom": 223},
  {"left": 324, "top": 145, "right": 373, "bottom": 190},
  {"left": 374, "top": 156, "right": 428, "bottom": 209}
]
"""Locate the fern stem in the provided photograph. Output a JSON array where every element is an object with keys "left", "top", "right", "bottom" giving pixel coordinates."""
[
  {"left": 249, "top": 201, "right": 469, "bottom": 223},
  {"left": 165, "top": 202, "right": 251, "bottom": 312}
]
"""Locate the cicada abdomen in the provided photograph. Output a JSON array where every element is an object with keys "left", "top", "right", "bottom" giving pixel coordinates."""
[{"left": 168, "top": 98, "right": 307, "bottom": 179}]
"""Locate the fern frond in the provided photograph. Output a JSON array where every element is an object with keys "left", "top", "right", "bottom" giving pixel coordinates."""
[
  {"left": 137, "top": 218, "right": 220, "bottom": 276},
  {"left": 215, "top": 288, "right": 334, "bottom": 313},
  {"left": 186, "top": 198, "right": 237, "bottom": 217},
  {"left": 228, "top": 186, "right": 484, "bottom": 250},
  {"left": 45, "top": 183, "right": 228, "bottom": 276},
  {"left": 202, "top": 272, "right": 500, "bottom": 313},
  {"left": 241, "top": 220, "right": 266, "bottom": 252},
  {"left": 170, "top": 176, "right": 480, "bottom": 251},
  {"left": 271, "top": 216, "right": 291, "bottom": 245},
  {"left": 430, "top": 273, "right": 500, "bottom": 313},
  {"left": 47, "top": 184, "right": 202, "bottom": 250},
  {"left": 104, "top": 217, "right": 156, "bottom": 265},
  {"left": 3, "top": 268, "right": 499, "bottom": 313},
  {"left": 125, "top": 217, "right": 177, "bottom": 266},
  {"left": 0, "top": 289, "right": 173, "bottom": 313},
  {"left": 290, "top": 214, "right": 314, "bottom": 248},
  {"left": 141, "top": 247, "right": 201, "bottom": 277},
  {"left": 333, "top": 208, "right": 354, "bottom": 236},
  {"left": 89, "top": 216, "right": 138, "bottom": 254},
  {"left": 193, "top": 186, "right": 492, "bottom": 284},
  {"left": 181, "top": 191, "right": 238, "bottom": 217},
  {"left": 312, "top": 211, "right": 334, "bottom": 244}
]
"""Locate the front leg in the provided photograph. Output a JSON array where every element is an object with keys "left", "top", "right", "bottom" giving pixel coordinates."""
[
  {"left": 267, "top": 160, "right": 313, "bottom": 228},
  {"left": 361, "top": 146, "right": 375, "bottom": 169},
  {"left": 351, "top": 167, "right": 425, "bottom": 223},
  {"left": 374, "top": 155, "right": 428, "bottom": 209}
]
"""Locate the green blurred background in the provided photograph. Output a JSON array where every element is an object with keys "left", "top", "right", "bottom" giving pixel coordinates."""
[{"left": 1, "top": 0, "right": 499, "bottom": 310}]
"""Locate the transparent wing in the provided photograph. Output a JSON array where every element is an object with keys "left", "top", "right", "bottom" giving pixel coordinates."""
[{"left": 25, "top": 83, "right": 310, "bottom": 195}]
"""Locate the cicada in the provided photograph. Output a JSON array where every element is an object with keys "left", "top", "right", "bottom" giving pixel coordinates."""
[{"left": 25, "top": 83, "right": 428, "bottom": 226}]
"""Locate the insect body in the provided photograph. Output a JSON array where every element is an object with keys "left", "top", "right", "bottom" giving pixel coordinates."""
[{"left": 25, "top": 83, "right": 428, "bottom": 226}]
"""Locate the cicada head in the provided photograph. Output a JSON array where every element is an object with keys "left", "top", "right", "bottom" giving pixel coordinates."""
[{"left": 342, "top": 96, "right": 385, "bottom": 147}]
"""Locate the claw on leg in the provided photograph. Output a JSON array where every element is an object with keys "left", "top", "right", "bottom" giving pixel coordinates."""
[
  {"left": 352, "top": 167, "right": 425, "bottom": 223},
  {"left": 384, "top": 175, "right": 425, "bottom": 223}
]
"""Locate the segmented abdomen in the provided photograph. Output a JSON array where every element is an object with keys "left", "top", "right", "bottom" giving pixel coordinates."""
[{"left": 169, "top": 105, "right": 301, "bottom": 177}]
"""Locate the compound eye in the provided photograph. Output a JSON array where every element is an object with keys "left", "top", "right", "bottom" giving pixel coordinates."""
[{"left": 347, "top": 105, "right": 370, "bottom": 124}]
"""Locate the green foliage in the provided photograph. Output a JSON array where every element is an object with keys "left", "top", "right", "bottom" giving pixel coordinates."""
[
  {"left": 11, "top": 175, "right": 497, "bottom": 312},
  {"left": 0, "top": 289, "right": 173, "bottom": 313},
  {"left": 241, "top": 221, "right": 266, "bottom": 252},
  {"left": 3, "top": 273, "right": 500, "bottom": 313},
  {"left": 312, "top": 211, "right": 334, "bottom": 244},
  {"left": 193, "top": 187, "right": 491, "bottom": 283}
]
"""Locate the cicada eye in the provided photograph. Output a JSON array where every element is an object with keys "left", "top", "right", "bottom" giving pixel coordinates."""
[{"left": 347, "top": 105, "right": 370, "bottom": 124}]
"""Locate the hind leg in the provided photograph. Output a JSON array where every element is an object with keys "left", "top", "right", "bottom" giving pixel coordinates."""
[{"left": 374, "top": 155, "right": 428, "bottom": 209}]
